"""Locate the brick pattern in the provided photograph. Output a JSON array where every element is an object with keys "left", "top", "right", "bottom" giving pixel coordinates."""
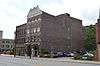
[{"left": 96, "top": 19, "right": 100, "bottom": 61}]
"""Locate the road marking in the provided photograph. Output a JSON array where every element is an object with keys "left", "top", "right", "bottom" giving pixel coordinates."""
[
  {"left": 0, "top": 61, "right": 28, "bottom": 65},
  {"left": 0, "top": 61, "right": 14, "bottom": 65},
  {"left": 0, "top": 61, "right": 43, "bottom": 66}
]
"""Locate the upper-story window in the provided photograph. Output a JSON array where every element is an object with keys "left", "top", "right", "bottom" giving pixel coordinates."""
[
  {"left": 34, "top": 28, "right": 37, "bottom": 33},
  {"left": 68, "top": 27, "right": 70, "bottom": 31},
  {"left": 26, "top": 29, "right": 30, "bottom": 34},
  {"left": 67, "top": 36, "right": 70, "bottom": 39},
  {"left": 2, "top": 41, "right": 5, "bottom": 43},
  {"left": 33, "top": 28, "right": 40, "bottom": 33},
  {"left": 38, "top": 18, "right": 41, "bottom": 21},
  {"left": 35, "top": 19, "right": 37, "bottom": 22},
  {"left": 37, "top": 28, "right": 40, "bottom": 32},
  {"left": 6, "top": 41, "right": 10, "bottom": 43},
  {"left": 31, "top": 21, "right": 35, "bottom": 23}
]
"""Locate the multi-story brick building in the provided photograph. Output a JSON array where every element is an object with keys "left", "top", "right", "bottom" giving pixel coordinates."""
[
  {"left": 15, "top": 23, "right": 26, "bottom": 55},
  {"left": 96, "top": 13, "right": 100, "bottom": 61},
  {"left": 15, "top": 6, "right": 83, "bottom": 56}
]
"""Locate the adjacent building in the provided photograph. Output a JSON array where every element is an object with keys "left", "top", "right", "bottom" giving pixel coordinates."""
[
  {"left": 15, "top": 23, "right": 26, "bottom": 55},
  {"left": 96, "top": 13, "right": 100, "bottom": 61},
  {"left": 0, "top": 31, "right": 3, "bottom": 40},
  {"left": 0, "top": 31, "right": 14, "bottom": 52},
  {"left": 15, "top": 6, "right": 83, "bottom": 56},
  {"left": 0, "top": 39, "right": 14, "bottom": 51},
  {"left": 0, "top": 31, "right": 3, "bottom": 48}
]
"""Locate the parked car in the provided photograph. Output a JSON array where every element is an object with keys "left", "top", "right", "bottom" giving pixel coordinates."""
[
  {"left": 57, "top": 52, "right": 64, "bottom": 57},
  {"left": 83, "top": 53, "right": 94, "bottom": 57},
  {"left": 51, "top": 53, "right": 58, "bottom": 58},
  {"left": 55, "top": 52, "right": 75, "bottom": 57},
  {"left": 63, "top": 52, "right": 75, "bottom": 57},
  {"left": 82, "top": 53, "right": 94, "bottom": 60}
]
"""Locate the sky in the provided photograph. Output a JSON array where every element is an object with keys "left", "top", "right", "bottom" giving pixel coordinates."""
[{"left": 0, "top": 0, "right": 100, "bottom": 39}]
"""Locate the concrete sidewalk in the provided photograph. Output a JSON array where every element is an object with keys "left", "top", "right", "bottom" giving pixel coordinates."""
[
  {"left": 1, "top": 54, "right": 100, "bottom": 65},
  {"left": 14, "top": 55, "right": 100, "bottom": 65}
]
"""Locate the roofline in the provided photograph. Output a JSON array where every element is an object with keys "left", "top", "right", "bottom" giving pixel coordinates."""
[
  {"left": 16, "top": 23, "right": 27, "bottom": 28},
  {"left": 2, "top": 39, "right": 14, "bottom": 40}
]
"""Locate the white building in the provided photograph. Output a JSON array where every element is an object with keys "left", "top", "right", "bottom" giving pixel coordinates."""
[{"left": 0, "top": 31, "right": 14, "bottom": 52}]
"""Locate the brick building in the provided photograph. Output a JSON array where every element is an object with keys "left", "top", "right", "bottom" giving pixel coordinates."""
[
  {"left": 15, "top": 6, "right": 83, "bottom": 56},
  {"left": 96, "top": 14, "right": 100, "bottom": 61},
  {"left": 15, "top": 23, "right": 26, "bottom": 55}
]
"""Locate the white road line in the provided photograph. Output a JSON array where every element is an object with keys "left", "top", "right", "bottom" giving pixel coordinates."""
[
  {"left": 0, "top": 61, "right": 43, "bottom": 66},
  {"left": 0, "top": 61, "right": 30, "bottom": 65}
]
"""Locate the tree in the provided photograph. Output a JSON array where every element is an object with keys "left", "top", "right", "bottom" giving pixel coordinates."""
[{"left": 83, "top": 25, "right": 96, "bottom": 52}]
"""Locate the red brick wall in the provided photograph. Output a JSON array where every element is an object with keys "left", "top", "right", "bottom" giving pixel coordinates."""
[{"left": 96, "top": 19, "right": 100, "bottom": 61}]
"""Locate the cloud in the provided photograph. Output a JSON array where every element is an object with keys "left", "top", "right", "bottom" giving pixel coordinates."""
[
  {"left": 0, "top": 0, "right": 100, "bottom": 39},
  {"left": 61, "top": 0, "right": 100, "bottom": 26},
  {"left": 38, "top": 0, "right": 100, "bottom": 26},
  {"left": 0, "top": 0, "right": 27, "bottom": 39}
]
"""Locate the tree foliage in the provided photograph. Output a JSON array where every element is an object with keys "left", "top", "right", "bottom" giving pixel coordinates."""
[{"left": 84, "top": 25, "right": 96, "bottom": 52}]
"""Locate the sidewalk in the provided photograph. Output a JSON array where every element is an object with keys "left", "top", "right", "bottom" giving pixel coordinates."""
[
  {"left": 1, "top": 54, "right": 100, "bottom": 65},
  {"left": 52, "top": 57, "right": 100, "bottom": 65},
  {"left": 15, "top": 55, "right": 100, "bottom": 65}
]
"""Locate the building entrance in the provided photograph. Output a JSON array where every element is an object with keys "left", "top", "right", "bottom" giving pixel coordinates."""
[{"left": 26, "top": 44, "right": 39, "bottom": 58}]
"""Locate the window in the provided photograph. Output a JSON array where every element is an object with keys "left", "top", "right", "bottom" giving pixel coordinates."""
[
  {"left": 31, "top": 21, "right": 35, "bottom": 23},
  {"left": 37, "top": 28, "right": 40, "bottom": 32},
  {"left": 34, "top": 28, "right": 37, "bottom": 33},
  {"left": 33, "top": 28, "right": 40, "bottom": 33},
  {"left": 26, "top": 29, "right": 30, "bottom": 34},
  {"left": 34, "top": 36, "right": 36, "bottom": 38},
  {"left": 2, "top": 41, "right": 5, "bottom": 43},
  {"left": 68, "top": 27, "right": 70, "bottom": 31},
  {"left": 67, "top": 36, "right": 70, "bottom": 39},
  {"left": 2, "top": 45, "right": 4, "bottom": 48},
  {"left": 38, "top": 38, "right": 41, "bottom": 41},
  {"left": 38, "top": 18, "right": 41, "bottom": 21},
  {"left": 6, "top": 41, "right": 10, "bottom": 43},
  {"left": 35, "top": 19, "right": 37, "bottom": 22},
  {"left": 6, "top": 45, "right": 9, "bottom": 48},
  {"left": 11, "top": 45, "right": 12, "bottom": 48},
  {"left": 34, "top": 39, "right": 36, "bottom": 42}
]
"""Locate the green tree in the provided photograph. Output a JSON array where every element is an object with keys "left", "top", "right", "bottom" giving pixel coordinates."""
[{"left": 83, "top": 25, "right": 96, "bottom": 52}]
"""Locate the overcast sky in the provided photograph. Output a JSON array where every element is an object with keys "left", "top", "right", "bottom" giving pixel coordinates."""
[{"left": 0, "top": 0, "right": 100, "bottom": 39}]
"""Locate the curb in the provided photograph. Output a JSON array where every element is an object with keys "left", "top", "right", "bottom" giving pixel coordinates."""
[{"left": 15, "top": 56, "right": 100, "bottom": 65}]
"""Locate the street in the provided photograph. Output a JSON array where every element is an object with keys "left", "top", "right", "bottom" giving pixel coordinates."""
[{"left": 0, "top": 55, "right": 100, "bottom": 66}]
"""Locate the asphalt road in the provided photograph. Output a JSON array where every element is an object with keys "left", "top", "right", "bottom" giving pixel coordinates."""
[{"left": 0, "top": 55, "right": 100, "bottom": 66}]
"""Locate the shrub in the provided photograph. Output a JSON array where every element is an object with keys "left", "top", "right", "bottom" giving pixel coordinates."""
[
  {"left": 40, "top": 49, "right": 50, "bottom": 54},
  {"left": 74, "top": 55, "right": 82, "bottom": 60}
]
